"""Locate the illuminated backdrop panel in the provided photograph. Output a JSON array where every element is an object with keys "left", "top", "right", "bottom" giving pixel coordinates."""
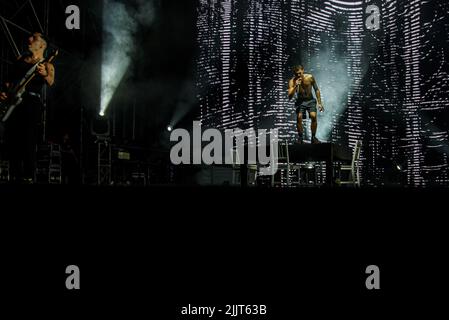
[{"left": 196, "top": 0, "right": 449, "bottom": 186}]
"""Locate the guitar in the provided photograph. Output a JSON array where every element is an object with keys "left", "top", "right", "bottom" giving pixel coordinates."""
[{"left": 0, "top": 49, "right": 59, "bottom": 123}]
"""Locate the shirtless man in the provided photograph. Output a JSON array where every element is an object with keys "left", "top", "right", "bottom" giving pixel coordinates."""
[
  {"left": 0, "top": 32, "right": 54, "bottom": 102},
  {"left": 0, "top": 32, "right": 55, "bottom": 183},
  {"left": 288, "top": 65, "right": 324, "bottom": 144}
]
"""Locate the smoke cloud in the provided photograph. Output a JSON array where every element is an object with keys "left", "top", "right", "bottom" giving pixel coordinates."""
[
  {"left": 100, "top": 0, "right": 155, "bottom": 115},
  {"left": 306, "top": 50, "right": 351, "bottom": 141}
]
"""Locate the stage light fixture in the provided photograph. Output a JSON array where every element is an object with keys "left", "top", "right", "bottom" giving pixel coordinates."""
[{"left": 91, "top": 116, "right": 110, "bottom": 137}]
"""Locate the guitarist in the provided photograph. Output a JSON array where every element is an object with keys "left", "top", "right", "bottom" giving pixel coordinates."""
[{"left": 0, "top": 32, "right": 55, "bottom": 183}]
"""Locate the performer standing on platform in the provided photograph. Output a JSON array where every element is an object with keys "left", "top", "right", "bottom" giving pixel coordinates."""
[
  {"left": 288, "top": 65, "right": 324, "bottom": 144},
  {"left": 0, "top": 32, "right": 55, "bottom": 183}
]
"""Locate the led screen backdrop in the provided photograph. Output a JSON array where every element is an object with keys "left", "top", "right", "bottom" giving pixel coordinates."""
[{"left": 196, "top": 0, "right": 449, "bottom": 186}]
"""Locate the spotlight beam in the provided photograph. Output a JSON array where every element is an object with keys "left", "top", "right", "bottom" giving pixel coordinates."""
[{"left": 100, "top": 0, "right": 155, "bottom": 116}]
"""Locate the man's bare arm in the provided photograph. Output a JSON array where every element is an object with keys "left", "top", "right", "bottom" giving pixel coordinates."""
[
  {"left": 37, "top": 62, "right": 55, "bottom": 86},
  {"left": 0, "top": 82, "right": 10, "bottom": 101},
  {"left": 312, "top": 76, "right": 324, "bottom": 111},
  {"left": 315, "top": 89, "right": 322, "bottom": 105},
  {"left": 44, "top": 62, "right": 55, "bottom": 86},
  {"left": 288, "top": 78, "right": 299, "bottom": 100}
]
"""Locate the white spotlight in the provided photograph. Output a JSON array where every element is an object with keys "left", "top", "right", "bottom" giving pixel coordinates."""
[
  {"left": 100, "top": 0, "right": 136, "bottom": 116},
  {"left": 167, "top": 125, "right": 173, "bottom": 132}
]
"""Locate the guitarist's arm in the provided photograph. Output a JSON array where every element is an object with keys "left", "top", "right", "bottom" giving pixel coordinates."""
[
  {"left": 0, "top": 83, "right": 10, "bottom": 101},
  {"left": 1, "top": 56, "right": 22, "bottom": 100},
  {"left": 37, "top": 62, "right": 55, "bottom": 87}
]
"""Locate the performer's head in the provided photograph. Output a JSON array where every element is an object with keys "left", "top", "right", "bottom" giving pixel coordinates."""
[
  {"left": 28, "top": 32, "right": 48, "bottom": 54},
  {"left": 293, "top": 65, "right": 304, "bottom": 77}
]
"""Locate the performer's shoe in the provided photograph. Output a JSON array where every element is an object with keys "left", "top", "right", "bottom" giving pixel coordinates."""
[
  {"left": 312, "top": 137, "right": 321, "bottom": 144},
  {"left": 21, "top": 177, "right": 34, "bottom": 185},
  {"left": 298, "top": 138, "right": 305, "bottom": 144}
]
